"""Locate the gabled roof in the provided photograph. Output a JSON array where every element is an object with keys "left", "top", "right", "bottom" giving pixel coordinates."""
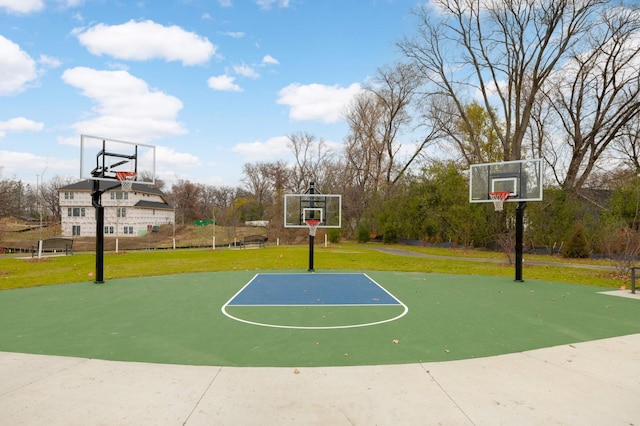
[{"left": 59, "top": 180, "right": 169, "bottom": 201}]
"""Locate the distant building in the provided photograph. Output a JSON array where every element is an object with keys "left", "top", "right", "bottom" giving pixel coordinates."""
[{"left": 58, "top": 180, "right": 174, "bottom": 237}]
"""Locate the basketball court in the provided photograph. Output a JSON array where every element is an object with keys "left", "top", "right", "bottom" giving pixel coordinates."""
[
  {"left": 0, "top": 270, "right": 639, "bottom": 424},
  {"left": 4, "top": 147, "right": 638, "bottom": 422},
  {"left": 0, "top": 270, "right": 638, "bottom": 367}
]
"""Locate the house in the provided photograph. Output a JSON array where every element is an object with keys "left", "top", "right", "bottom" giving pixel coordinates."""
[{"left": 58, "top": 180, "right": 174, "bottom": 237}]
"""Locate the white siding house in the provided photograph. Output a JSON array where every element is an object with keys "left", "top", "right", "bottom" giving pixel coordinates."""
[{"left": 59, "top": 180, "right": 174, "bottom": 237}]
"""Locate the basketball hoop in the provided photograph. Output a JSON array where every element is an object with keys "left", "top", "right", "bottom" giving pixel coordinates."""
[
  {"left": 489, "top": 191, "right": 510, "bottom": 211},
  {"left": 115, "top": 171, "right": 137, "bottom": 192},
  {"left": 305, "top": 219, "right": 321, "bottom": 237}
]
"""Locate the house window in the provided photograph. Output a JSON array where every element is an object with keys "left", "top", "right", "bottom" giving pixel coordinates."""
[
  {"left": 72, "top": 225, "right": 81, "bottom": 236},
  {"left": 110, "top": 192, "right": 129, "bottom": 200},
  {"left": 67, "top": 207, "right": 72, "bottom": 216},
  {"left": 117, "top": 208, "right": 126, "bottom": 217},
  {"left": 65, "top": 192, "right": 74, "bottom": 200},
  {"left": 104, "top": 226, "right": 115, "bottom": 234},
  {"left": 69, "top": 207, "right": 84, "bottom": 217},
  {"left": 123, "top": 226, "right": 134, "bottom": 235}
]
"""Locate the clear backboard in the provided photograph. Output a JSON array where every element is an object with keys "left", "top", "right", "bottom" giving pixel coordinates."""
[
  {"left": 469, "top": 158, "right": 543, "bottom": 203},
  {"left": 80, "top": 134, "right": 156, "bottom": 185},
  {"left": 284, "top": 193, "right": 342, "bottom": 228}
]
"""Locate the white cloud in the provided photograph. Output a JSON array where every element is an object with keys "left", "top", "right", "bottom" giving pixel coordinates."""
[
  {"left": 62, "top": 67, "right": 186, "bottom": 141},
  {"left": 207, "top": 74, "right": 242, "bottom": 92},
  {"left": 220, "top": 31, "right": 245, "bottom": 38},
  {"left": 38, "top": 54, "right": 61, "bottom": 69},
  {"left": 0, "top": 0, "right": 44, "bottom": 14},
  {"left": 277, "top": 82, "right": 362, "bottom": 123},
  {"left": 262, "top": 55, "right": 279, "bottom": 65},
  {"left": 256, "top": 0, "right": 290, "bottom": 10},
  {"left": 155, "top": 145, "right": 202, "bottom": 178},
  {"left": 232, "top": 136, "right": 291, "bottom": 161},
  {"left": 0, "top": 36, "right": 37, "bottom": 95},
  {"left": 233, "top": 64, "right": 260, "bottom": 79},
  {"left": 0, "top": 117, "right": 44, "bottom": 138},
  {"left": 57, "top": 0, "right": 83, "bottom": 8},
  {"left": 219, "top": 0, "right": 232, "bottom": 7},
  {"left": 76, "top": 20, "right": 216, "bottom": 66},
  {"left": 0, "top": 150, "right": 75, "bottom": 180}
]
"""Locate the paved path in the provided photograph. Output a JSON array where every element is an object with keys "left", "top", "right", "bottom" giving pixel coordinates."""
[
  {"left": 375, "top": 247, "right": 619, "bottom": 270},
  {"left": 1, "top": 333, "right": 639, "bottom": 425}
]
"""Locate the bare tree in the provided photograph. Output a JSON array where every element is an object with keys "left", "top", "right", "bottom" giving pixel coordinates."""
[
  {"left": 340, "top": 62, "right": 437, "bottom": 234},
  {"left": 287, "top": 132, "right": 336, "bottom": 193},
  {"left": 344, "top": 62, "right": 432, "bottom": 193},
  {"left": 41, "top": 175, "right": 75, "bottom": 223},
  {"left": 612, "top": 118, "right": 640, "bottom": 173},
  {"left": 542, "top": 5, "right": 640, "bottom": 193},
  {"left": 242, "top": 162, "right": 275, "bottom": 207},
  {"left": 398, "top": 0, "right": 604, "bottom": 162},
  {"left": 168, "top": 180, "right": 204, "bottom": 224}
]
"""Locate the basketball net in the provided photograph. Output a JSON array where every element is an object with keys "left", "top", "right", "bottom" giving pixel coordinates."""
[
  {"left": 489, "top": 191, "right": 510, "bottom": 211},
  {"left": 115, "top": 171, "right": 137, "bottom": 192},
  {"left": 305, "top": 219, "right": 321, "bottom": 237}
]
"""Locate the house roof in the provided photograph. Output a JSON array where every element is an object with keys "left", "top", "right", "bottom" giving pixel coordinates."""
[
  {"left": 134, "top": 200, "right": 173, "bottom": 210},
  {"left": 59, "top": 180, "right": 170, "bottom": 204}
]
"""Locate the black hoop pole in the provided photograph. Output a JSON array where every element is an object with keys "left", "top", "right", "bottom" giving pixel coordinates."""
[
  {"left": 308, "top": 232, "right": 315, "bottom": 272},
  {"left": 91, "top": 178, "right": 119, "bottom": 284},
  {"left": 515, "top": 201, "right": 526, "bottom": 282},
  {"left": 307, "top": 182, "right": 316, "bottom": 272},
  {"left": 91, "top": 179, "right": 105, "bottom": 284}
]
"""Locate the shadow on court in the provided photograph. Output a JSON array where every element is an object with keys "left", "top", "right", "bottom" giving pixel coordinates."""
[{"left": 0, "top": 270, "right": 638, "bottom": 367}]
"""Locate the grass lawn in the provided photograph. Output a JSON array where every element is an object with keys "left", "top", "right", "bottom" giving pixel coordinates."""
[{"left": 0, "top": 243, "right": 628, "bottom": 290}]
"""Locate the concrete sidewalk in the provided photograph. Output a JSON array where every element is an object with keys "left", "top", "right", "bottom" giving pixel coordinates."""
[{"left": 1, "top": 334, "right": 639, "bottom": 425}]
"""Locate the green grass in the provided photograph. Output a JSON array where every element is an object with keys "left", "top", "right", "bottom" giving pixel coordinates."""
[{"left": 0, "top": 243, "right": 627, "bottom": 290}]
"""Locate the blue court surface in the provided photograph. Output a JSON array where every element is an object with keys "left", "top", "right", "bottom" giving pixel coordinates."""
[{"left": 226, "top": 273, "right": 401, "bottom": 306}]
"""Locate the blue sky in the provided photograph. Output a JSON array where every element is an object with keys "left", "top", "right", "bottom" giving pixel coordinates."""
[{"left": 0, "top": 0, "right": 416, "bottom": 188}]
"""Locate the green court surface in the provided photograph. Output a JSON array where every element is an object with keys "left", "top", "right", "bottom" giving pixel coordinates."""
[{"left": 0, "top": 270, "right": 638, "bottom": 367}]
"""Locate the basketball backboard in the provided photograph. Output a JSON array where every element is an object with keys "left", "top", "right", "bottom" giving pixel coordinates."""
[
  {"left": 284, "top": 193, "right": 342, "bottom": 228},
  {"left": 469, "top": 158, "right": 543, "bottom": 203},
  {"left": 80, "top": 134, "right": 156, "bottom": 185}
]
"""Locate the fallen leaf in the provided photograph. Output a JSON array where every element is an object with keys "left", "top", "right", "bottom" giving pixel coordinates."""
[
  {"left": 293, "top": 368, "right": 300, "bottom": 374},
  {"left": 392, "top": 339, "right": 400, "bottom": 344}
]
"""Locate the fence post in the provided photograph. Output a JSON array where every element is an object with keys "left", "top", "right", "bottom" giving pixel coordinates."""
[{"left": 631, "top": 267, "right": 637, "bottom": 294}]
